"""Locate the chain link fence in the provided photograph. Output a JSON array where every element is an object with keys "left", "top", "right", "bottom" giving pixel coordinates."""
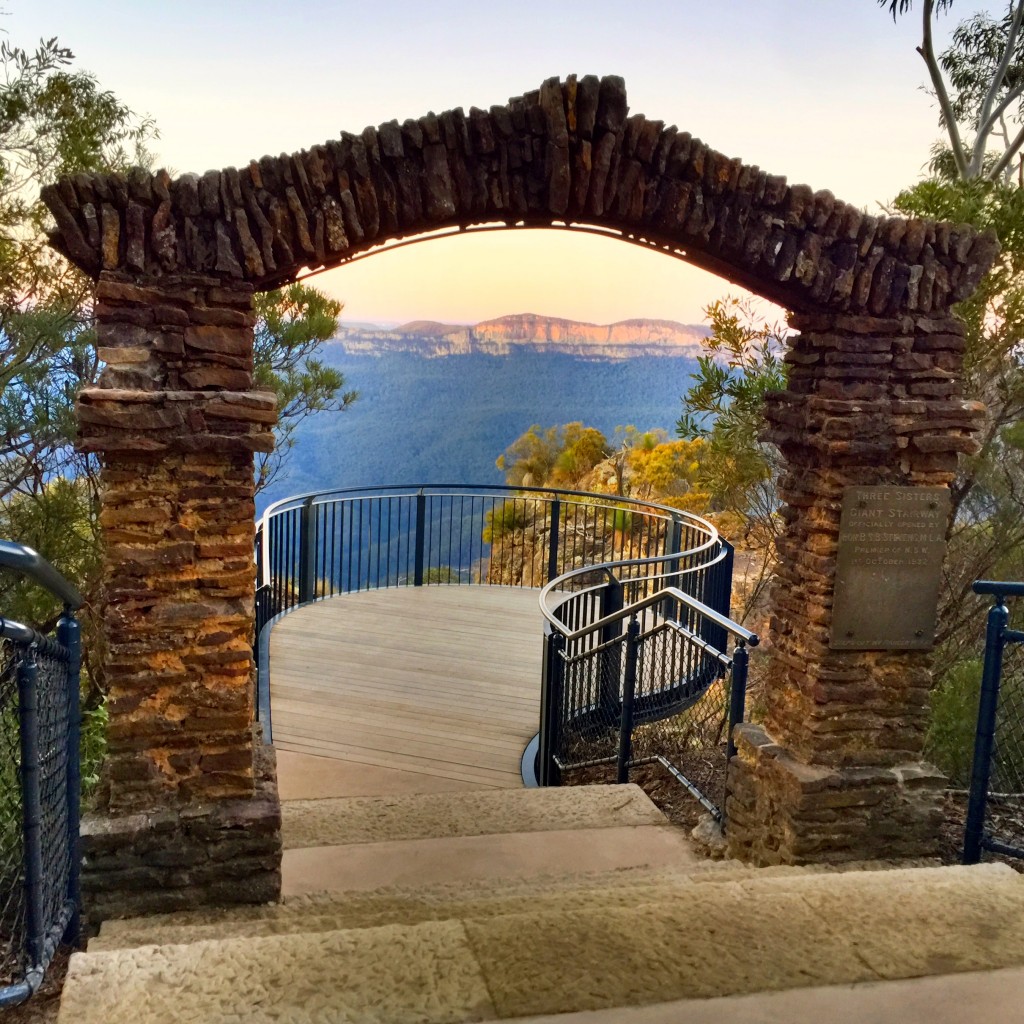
[
  {"left": 1, "top": 641, "right": 27, "bottom": 988},
  {"left": 0, "top": 631, "right": 77, "bottom": 1001},
  {"left": 0, "top": 540, "right": 82, "bottom": 1008}
]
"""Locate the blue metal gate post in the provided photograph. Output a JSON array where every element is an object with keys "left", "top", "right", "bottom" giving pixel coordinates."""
[
  {"left": 413, "top": 490, "right": 426, "bottom": 587},
  {"left": 298, "top": 496, "right": 317, "bottom": 603},
  {"left": 616, "top": 618, "right": 640, "bottom": 784},
  {"left": 17, "top": 645, "right": 44, "bottom": 970},
  {"left": 57, "top": 610, "right": 82, "bottom": 945},
  {"left": 963, "top": 596, "right": 1009, "bottom": 864},
  {"left": 538, "top": 630, "right": 565, "bottom": 786}
]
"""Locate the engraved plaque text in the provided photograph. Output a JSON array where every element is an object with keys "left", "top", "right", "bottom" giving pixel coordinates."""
[{"left": 829, "top": 486, "right": 950, "bottom": 650}]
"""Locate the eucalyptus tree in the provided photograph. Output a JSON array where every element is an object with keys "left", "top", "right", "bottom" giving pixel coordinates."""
[{"left": 881, "top": 0, "right": 1024, "bottom": 181}]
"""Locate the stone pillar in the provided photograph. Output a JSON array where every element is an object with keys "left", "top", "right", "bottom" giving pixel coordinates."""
[
  {"left": 725, "top": 312, "right": 983, "bottom": 865},
  {"left": 77, "top": 272, "right": 282, "bottom": 919}
]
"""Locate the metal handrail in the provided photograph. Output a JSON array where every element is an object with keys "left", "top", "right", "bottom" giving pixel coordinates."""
[
  {"left": 0, "top": 541, "right": 83, "bottom": 610},
  {"left": 256, "top": 483, "right": 706, "bottom": 591},
  {"left": 544, "top": 582, "right": 759, "bottom": 647},
  {"left": 974, "top": 580, "right": 1024, "bottom": 599}
]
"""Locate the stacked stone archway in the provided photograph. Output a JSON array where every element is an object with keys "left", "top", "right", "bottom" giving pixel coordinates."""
[{"left": 43, "top": 75, "right": 999, "bottom": 912}]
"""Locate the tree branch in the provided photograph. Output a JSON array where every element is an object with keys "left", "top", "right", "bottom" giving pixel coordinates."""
[
  {"left": 988, "top": 119, "right": 1024, "bottom": 179},
  {"left": 920, "top": 0, "right": 971, "bottom": 178},
  {"left": 974, "top": 79, "right": 1024, "bottom": 166},
  {"left": 972, "top": 0, "right": 1024, "bottom": 175}
]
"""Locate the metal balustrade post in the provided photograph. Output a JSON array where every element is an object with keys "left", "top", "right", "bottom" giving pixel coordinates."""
[
  {"left": 414, "top": 490, "right": 426, "bottom": 587},
  {"left": 599, "top": 578, "right": 624, "bottom": 719},
  {"left": 57, "top": 610, "right": 82, "bottom": 946},
  {"left": 704, "top": 541, "right": 734, "bottom": 653},
  {"left": 298, "top": 496, "right": 317, "bottom": 603},
  {"left": 616, "top": 618, "right": 640, "bottom": 784},
  {"left": 538, "top": 630, "right": 565, "bottom": 786},
  {"left": 727, "top": 641, "right": 749, "bottom": 763},
  {"left": 964, "top": 597, "right": 1009, "bottom": 864},
  {"left": 17, "top": 644, "right": 44, "bottom": 970},
  {"left": 546, "top": 498, "right": 561, "bottom": 583},
  {"left": 662, "top": 517, "right": 684, "bottom": 620}
]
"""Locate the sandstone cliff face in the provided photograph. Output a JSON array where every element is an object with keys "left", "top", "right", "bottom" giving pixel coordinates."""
[{"left": 332, "top": 313, "right": 708, "bottom": 359}]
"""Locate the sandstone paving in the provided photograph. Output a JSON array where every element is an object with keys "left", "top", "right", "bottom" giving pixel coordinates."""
[
  {"left": 58, "top": 921, "right": 496, "bottom": 1024},
  {"left": 64, "top": 862, "right": 1024, "bottom": 1023},
  {"left": 280, "top": 784, "right": 667, "bottom": 849}
]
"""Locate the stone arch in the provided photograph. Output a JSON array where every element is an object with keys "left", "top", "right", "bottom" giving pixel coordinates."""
[
  {"left": 45, "top": 74, "right": 995, "bottom": 318},
  {"left": 43, "top": 77, "right": 1001, "bottom": 914}
]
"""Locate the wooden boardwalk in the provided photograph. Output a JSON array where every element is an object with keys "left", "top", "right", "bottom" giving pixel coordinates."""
[{"left": 268, "top": 587, "right": 544, "bottom": 790}]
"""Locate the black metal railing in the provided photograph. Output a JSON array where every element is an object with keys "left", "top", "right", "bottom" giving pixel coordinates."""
[
  {"left": 963, "top": 579, "right": 1024, "bottom": 865},
  {"left": 254, "top": 484, "right": 724, "bottom": 739},
  {"left": 0, "top": 541, "right": 83, "bottom": 1008},
  {"left": 537, "top": 549, "right": 758, "bottom": 823}
]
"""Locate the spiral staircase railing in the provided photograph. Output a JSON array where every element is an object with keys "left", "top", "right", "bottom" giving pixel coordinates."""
[{"left": 255, "top": 484, "right": 756, "bottom": 819}]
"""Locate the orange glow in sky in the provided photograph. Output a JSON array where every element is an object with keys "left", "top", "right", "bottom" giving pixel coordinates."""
[{"left": 10, "top": 0, "right": 986, "bottom": 326}]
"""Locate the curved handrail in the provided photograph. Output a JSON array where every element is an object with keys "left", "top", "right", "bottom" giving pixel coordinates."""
[
  {"left": 546, "top": 581, "right": 759, "bottom": 648},
  {"left": 0, "top": 540, "right": 83, "bottom": 610},
  {"left": 539, "top": 547, "right": 727, "bottom": 636},
  {"left": 256, "top": 482, "right": 711, "bottom": 592}
]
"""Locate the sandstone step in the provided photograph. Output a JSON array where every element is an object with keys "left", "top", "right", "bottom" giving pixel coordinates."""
[
  {"left": 468, "top": 966, "right": 1024, "bottom": 1024},
  {"left": 89, "top": 861, "right": 964, "bottom": 954},
  {"left": 87, "top": 859, "right": 981, "bottom": 953},
  {"left": 61, "top": 863, "right": 1024, "bottom": 1024},
  {"left": 281, "top": 821, "right": 703, "bottom": 897},
  {"left": 90, "top": 863, "right": 725, "bottom": 952},
  {"left": 280, "top": 783, "right": 669, "bottom": 849}
]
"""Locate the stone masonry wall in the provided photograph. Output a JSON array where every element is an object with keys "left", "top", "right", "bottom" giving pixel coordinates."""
[
  {"left": 724, "top": 310, "right": 978, "bottom": 864},
  {"left": 761, "top": 312, "right": 978, "bottom": 766},
  {"left": 80, "top": 273, "right": 275, "bottom": 812},
  {"left": 77, "top": 272, "right": 281, "bottom": 917},
  {"left": 42, "top": 76, "right": 998, "bottom": 319}
]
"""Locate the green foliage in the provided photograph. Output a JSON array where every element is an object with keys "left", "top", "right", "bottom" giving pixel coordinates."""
[
  {"left": 676, "top": 297, "right": 787, "bottom": 537},
  {"left": 0, "top": 478, "right": 99, "bottom": 628},
  {"left": 483, "top": 499, "right": 530, "bottom": 543},
  {"left": 0, "top": 37, "right": 155, "bottom": 304},
  {"left": 80, "top": 699, "right": 108, "bottom": 799},
  {"left": 496, "top": 422, "right": 610, "bottom": 489},
  {"left": 893, "top": 177, "right": 1024, "bottom": 657},
  {"left": 882, "top": 1, "right": 1024, "bottom": 182},
  {"left": 253, "top": 283, "right": 357, "bottom": 493},
  {"left": 423, "top": 566, "right": 461, "bottom": 584},
  {"left": 0, "top": 699, "right": 21, "bottom": 869},
  {"left": 925, "top": 659, "right": 984, "bottom": 785}
]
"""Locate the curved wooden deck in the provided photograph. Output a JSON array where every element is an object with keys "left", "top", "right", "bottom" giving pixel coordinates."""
[{"left": 268, "top": 586, "right": 543, "bottom": 793}]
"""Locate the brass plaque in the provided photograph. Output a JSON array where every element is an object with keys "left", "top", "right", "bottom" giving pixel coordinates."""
[{"left": 829, "top": 486, "right": 950, "bottom": 651}]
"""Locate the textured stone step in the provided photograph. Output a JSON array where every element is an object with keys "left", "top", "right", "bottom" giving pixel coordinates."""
[
  {"left": 470, "top": 966, "right": 1024, "bottom": 1024},
  {"left": 90, "top": 864, "right": 721, "bottom": 952},
  {"left": 280, "top": 783, "right": 668, "bottom": 849},
  {"left": 61, "top": 863, "right": 1024, "bottom": 1024},
  {"left": 92, "top": 855, "right": 946, "bottom": 953},
  {"left": 282, "top": 822, "right": 702, "bottom": 896}
]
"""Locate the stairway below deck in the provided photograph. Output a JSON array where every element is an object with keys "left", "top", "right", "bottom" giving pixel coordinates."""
[{"left": 58, "top": 783, "right": 1024, "bottom": 1024}]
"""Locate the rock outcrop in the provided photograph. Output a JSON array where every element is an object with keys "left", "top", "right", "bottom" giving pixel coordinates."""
[{"left": 332, "top": 313, "right": 708, "bottom": 359}]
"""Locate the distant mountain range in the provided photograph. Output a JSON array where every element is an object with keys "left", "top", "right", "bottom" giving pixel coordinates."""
[{"left": 331, "top": 313, "right": 709, "bottom": 360}]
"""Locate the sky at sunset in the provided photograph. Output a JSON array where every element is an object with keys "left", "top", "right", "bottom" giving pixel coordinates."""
[{"left": 10, "top": 1, "right": 991, "bottom": 326}]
